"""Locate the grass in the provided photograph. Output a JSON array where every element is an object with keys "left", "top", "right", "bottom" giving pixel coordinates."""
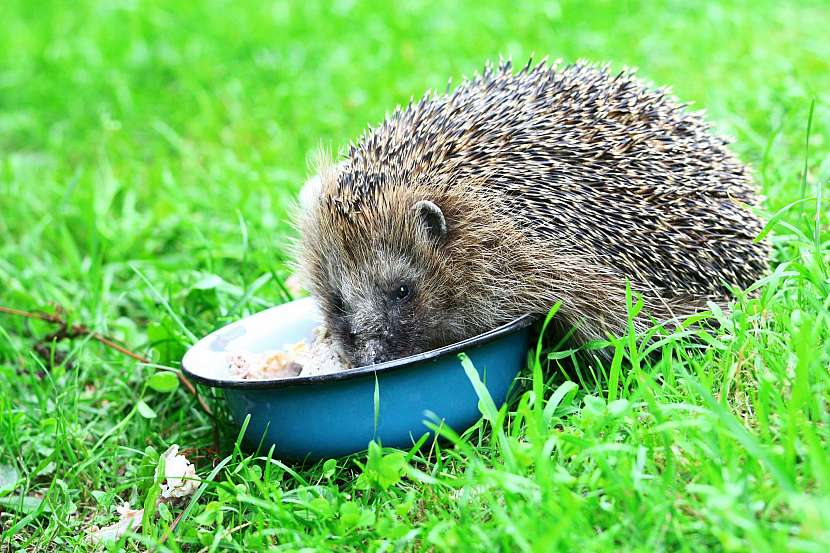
[{"left": 1, "top": 0, "right": 829, "bottom": 550}]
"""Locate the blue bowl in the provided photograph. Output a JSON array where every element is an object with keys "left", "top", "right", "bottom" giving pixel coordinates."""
[{"left": 182, "top": 298, "right": 534, "bottom": 460}]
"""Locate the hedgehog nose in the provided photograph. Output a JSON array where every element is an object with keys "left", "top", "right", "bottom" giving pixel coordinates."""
[{"left": 363, "top": 339, "right": 386, "bottom": 366}]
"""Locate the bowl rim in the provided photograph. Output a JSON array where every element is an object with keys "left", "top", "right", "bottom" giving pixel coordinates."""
[{"left": 181, "top": 311, "right": 537, "bottom": 390}]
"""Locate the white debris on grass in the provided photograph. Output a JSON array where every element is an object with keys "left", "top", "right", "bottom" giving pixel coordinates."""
[
  {"left": 87, "top": 444, "right": 201, "bottom": 544},
  {"left": 160, "top": 444, "right": 201, "bottom": 499},
  {"left": 227, "top": 326, "right": 349, "bottom": 380},
  {"left": 87, "top": 503, "right": 143, "bottom": 544}
]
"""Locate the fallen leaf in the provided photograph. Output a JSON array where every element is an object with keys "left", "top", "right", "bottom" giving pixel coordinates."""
[
  {"left": 160, "top": 445, "right": 200, "bottom": 500},
  {"left": 87, "top": 503, "right": 143, "bottom": 544},
  {"left": 85, "top": 445, "right": 200, "bottom": 546}
]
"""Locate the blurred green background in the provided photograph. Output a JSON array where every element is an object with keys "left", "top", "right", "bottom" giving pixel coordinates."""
[{"left": 2, "top": 0, "right": 828, "bottom": 317}]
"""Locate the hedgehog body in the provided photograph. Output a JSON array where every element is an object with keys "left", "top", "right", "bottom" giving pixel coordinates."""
[{"left": 298, "top": 60, "right": 768, "bottom": 367}]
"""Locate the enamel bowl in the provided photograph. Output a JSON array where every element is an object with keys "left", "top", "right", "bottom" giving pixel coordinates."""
[{"left": 182, "top": 297, "right": 534, "bottom": 461}]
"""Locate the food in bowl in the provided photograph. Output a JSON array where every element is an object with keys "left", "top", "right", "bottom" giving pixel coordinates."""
[{"left": 226, "top": 325, "right": 349, "bottom": 380}]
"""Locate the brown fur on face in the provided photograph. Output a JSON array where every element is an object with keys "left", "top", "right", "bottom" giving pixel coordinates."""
[
  {"left": 296, "top": 59, "right": 769, "bottom": 367},
  {"left": 297, "top": 166, "right": 540, "bottom": 366}
]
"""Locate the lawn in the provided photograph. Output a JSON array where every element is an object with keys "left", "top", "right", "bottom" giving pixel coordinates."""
[{"left": 1, "top": 0, "right": 829, "bottom": 550}]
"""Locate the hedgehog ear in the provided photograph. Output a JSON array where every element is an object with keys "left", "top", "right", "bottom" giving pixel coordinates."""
[{"left": 413, "top": 200, "right": 448, "bottom": 243}]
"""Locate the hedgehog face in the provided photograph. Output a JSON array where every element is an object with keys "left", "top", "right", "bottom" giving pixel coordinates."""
[
  {"left": 324, "top": 255, "right": 426, "bottom": 367},
  {"left": 313, "top": 200, "right": 453, "bottom": 367}
]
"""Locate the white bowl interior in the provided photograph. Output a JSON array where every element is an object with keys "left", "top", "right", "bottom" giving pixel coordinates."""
[{"left": 181, "top": 297, "right": 322, "bottom": 381}]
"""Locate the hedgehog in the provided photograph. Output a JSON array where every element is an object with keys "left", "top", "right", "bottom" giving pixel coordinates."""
[{"left": 296, "top": 59, "right": 769, "bottom": 368}]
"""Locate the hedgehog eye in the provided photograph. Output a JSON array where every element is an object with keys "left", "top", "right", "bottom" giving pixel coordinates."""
[{"left": 394, "top": 284, "right": 411, "bottom": 302}]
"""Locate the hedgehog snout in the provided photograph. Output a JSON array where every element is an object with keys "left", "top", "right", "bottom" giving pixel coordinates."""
[
  {"left": 352, "top": 324, "right": 410, "bottom": 366},
  {"left": 356, "top": 338, "right": 388, "bottom": 367}
]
